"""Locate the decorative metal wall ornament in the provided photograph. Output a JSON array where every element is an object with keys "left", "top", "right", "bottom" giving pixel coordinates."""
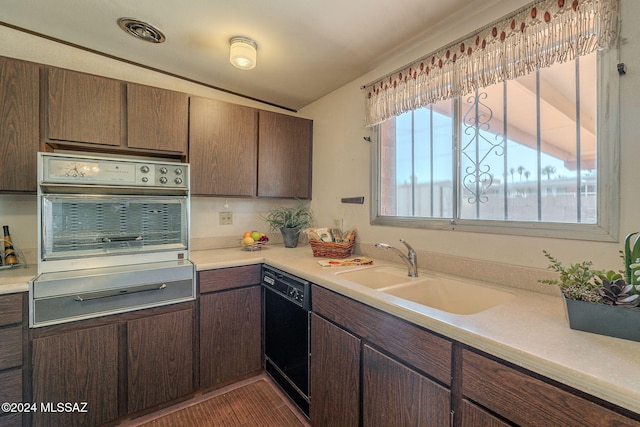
[
  {"left": 362, "top": 0, "right": 620, "bottom": 127},
  {"left": 461, "top": 90, "right": 505, "bottom": 205}
]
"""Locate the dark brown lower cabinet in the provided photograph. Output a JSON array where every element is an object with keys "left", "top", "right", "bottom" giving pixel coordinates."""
[
  {"left": 310, "top": 313, "right": 360, "bottom": 427},
  {"left": 0, "top": 369, "right": 24, "bottom": 427},
  {"left": 0, "top": 412, "right": 22, "bottom": 427},
  {"left": 460, "top": 399, "right": 510, "bottom": 427},
  {"left": 0, "top": 293, "right": 25, "bottom": 427},
  {"left": 199, "top": 286, "right": 261, "bottom": 388},
  {"left": 311, "top": 286, "right": 452, "bottom": 427},
  {"left": 31, "top": 324, "right": 119, "bottom": 427},
  {"left": 30, "top": 303, "right": 194, "bottom": 426},
  {"left": 0, "top": 326, "right": 22, "bottom": 374},
  {"left": 461, "top": 348, "right": 639, "bottom": 426},
  {"left": 127, "top": 309, "right": 193, "bottom": 413},
  {"left": 363, "top": 345, "right": 451, "bottom": 427}
]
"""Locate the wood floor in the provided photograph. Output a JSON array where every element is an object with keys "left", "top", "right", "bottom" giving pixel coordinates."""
[{"left": 120, "top": 375, "right": 310, "bottom": 427}]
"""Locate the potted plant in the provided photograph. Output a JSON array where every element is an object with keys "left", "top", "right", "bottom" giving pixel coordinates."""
[
  {"left": 540, "top": 234, "right": 640, "bottom": 342},
  {"left": 262, "top": 204, "right": 314, "bottom": 248}
]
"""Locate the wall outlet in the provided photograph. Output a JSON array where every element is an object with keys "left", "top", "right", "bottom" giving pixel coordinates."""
[{"left": 219, "top": 211, "right": 233, "bottom": 225}]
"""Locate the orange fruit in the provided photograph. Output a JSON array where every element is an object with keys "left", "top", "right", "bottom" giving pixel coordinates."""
[{"left": 243, "top": 231, "right": 252, "bottom": 238}]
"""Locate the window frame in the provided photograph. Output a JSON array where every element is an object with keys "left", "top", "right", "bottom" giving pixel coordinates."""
[{"left": 370, "top": 49, "right": 620, "bottom": 242}]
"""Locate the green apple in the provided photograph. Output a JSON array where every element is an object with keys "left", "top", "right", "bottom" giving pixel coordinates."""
[{"left": 251, "top": 231, "right": 261, "bottom": 241}]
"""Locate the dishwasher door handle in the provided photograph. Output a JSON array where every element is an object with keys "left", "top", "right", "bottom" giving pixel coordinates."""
[{"left": 75, "top": 283, "right": 166, "bottom": 301}]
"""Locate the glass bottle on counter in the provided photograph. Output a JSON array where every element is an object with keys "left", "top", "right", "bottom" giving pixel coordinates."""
[{"left": 3, "top": 225, "right": 18, "bottom": 265}]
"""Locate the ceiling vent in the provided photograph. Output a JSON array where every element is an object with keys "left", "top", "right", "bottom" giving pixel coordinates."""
[{"left": 117, "top": 18, "right": 166, "bottom": 44}]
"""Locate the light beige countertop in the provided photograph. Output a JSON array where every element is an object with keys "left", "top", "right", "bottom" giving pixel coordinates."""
[
  {"left": 193, "top": 245, "right": 640, "bottom": 416},
  {"left": 0, "top": 263, "right": 36, "bottom": 294},
  {"left": 3, "top": 245, "right": 639, "bottom": 415}
]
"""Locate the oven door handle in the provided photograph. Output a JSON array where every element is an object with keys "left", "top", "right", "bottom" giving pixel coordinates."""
[
  {"left": 74, "top": 283, "right": 167, "bottom": 301},
  {"left": 100, "top": 235, "right": 144, "bottom": 243}
]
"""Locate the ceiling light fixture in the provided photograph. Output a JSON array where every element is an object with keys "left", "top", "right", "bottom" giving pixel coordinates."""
[
  {"left": 118, "top": 18, "right": 166, "bottom": 44},
  {"left": 229, "top": 36, "right": 257, "bottom": 70}
]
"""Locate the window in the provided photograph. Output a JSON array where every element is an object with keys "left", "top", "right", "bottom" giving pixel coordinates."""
[
  {"left": 373, "top": 49, "right": 618, "bottom": 240},
  {"left": 367, "top": 0, "right": 620, "bottom": 241}
]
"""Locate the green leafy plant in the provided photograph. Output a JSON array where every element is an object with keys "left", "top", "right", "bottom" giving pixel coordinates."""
[
  {"left": 261, "top": 204, "right": 314, "bottom": 233},
  {"left": 539, "top": 250, "right": 604, "bottom": 303},
  {"left": 540, "top": 249, "right": 640, "bottom": 307}
]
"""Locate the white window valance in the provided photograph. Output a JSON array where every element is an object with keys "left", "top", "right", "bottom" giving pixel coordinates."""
[{"left": 363, "top": 0, "right": 620, "bottom": 127}]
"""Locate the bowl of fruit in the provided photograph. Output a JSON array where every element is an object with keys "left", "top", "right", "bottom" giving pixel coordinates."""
[{"left": 241, "top": 231, "right": 269, "bottom": 251}]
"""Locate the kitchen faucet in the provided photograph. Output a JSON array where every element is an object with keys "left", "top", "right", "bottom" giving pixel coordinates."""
[{"left": 375, "top": 239, "right": 418, "bottom": 277}]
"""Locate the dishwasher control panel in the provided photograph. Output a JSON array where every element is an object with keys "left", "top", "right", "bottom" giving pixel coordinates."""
[{"left": 262, "top": 265, "right": 310, "bottom": 310}]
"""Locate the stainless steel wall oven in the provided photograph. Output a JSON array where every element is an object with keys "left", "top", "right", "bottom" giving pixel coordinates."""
[{"left": 30, "top": 152, "right": 195, "bottom": 328}]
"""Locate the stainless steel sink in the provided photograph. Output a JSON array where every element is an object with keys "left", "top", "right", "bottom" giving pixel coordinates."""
[{"left": 335, "top": 266, "right": 515, "bottom": 314}]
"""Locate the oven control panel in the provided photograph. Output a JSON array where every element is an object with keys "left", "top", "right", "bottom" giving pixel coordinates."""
[{"left": 39, "top": 152, "right": 189, "bottom": 189}]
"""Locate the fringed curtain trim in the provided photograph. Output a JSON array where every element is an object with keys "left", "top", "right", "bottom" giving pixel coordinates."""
[{"left": 363, "top": 0, "right": 620, "bottom": 127}]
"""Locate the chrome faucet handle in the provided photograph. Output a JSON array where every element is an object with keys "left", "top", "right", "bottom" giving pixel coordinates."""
[
  {"left": 399, "top": 239, "right": 418, "bottom": 277},
  {"left": 375, "top": 240, "right": 418, "bottom": 277},
  {"left": 399, "top": 239, "right": 415, "bottom": 254}
]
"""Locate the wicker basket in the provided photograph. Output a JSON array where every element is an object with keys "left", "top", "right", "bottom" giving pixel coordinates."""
[{"left": 309, "top": 240, "right": 354, "bottom": 258}]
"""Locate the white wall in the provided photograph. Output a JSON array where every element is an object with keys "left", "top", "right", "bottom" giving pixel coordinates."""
[
  {"left": 1, "top": 0, "right": 638, "bottom": 272},
  {"left": 300, "top": 0, "right": 640, "bottom": 271}
]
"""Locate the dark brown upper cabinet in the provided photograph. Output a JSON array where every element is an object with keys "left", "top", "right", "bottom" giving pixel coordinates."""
[
  {"left": 0, "top": 57, "right": 39, "bottom": 192},
  {"left": 258, "top": 110, "right": 312, "bottom": 199},
  {"left": 127, "top": 83, "right": 188, "bottom": 154},
  {"left": 189, "top": 97, "right": 258, "bottom": 196},
  {"left": 189, "top": 101, "right": 313, "bottom": 199},
  {"left": 45, "top": 67, "right": 188, "bottom": 155},
  {"left": 46, "top": 67, "right": 122, "bottom": 147}
]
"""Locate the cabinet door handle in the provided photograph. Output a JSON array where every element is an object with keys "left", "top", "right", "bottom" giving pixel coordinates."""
[{"left": 75, "top": 283, "right": 166, "bottom": 301}]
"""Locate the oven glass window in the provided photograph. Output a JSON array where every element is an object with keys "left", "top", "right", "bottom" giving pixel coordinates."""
[{"left": 41, "top": 195, "right": 188, "bottom": 260}]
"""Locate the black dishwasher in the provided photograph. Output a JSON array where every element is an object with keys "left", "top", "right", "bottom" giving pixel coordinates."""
[{"left": 262, "top": 265, "right": 311, "bottom": 416}]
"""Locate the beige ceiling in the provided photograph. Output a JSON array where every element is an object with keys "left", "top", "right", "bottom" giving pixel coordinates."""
[{"left": 0, "top": 0, "right": 511, "bottom": 111}]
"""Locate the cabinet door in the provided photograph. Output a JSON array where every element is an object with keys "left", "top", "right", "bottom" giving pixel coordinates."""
[
  {"left": 310, "top": 313, "right": 360, "bottom": 427},
  {"left": 0, "top": 326, "right": 22, "bottom": 371},
  {"left": 258, "top": 111, "right": 312, "bottom": 199},
  {"left": 0, "top": 293, "right": 23, "bottom": 327},
  {"left": 127, "top": 83, "right": 188, "bottom": 154},
  {"left": 312, "top": 285, "right": 452, "bottom": 386},
  {"left": 363, "top": 345, "right": 450, "bottom": 427},
  {"left": 127, "top": 308, "right": 193, "bottom": 413},
  {"left": 460, "top": 399, "right": 511, "bottom": 427},
  {"left": 0, "top": 369, "right": 22, "bottom": 427},
  {"left": 0, "top": 293, "right": 23, "bottom": 371},
  {"left": 32, "top": 324, "right": 119, "bottom": 427},
  {"left": 47, "top": 67, "right": 122, "bottom": 146},
  {"left": 200, "top": 286, "right": 261, "bottom": 388},
  {"left": 189, "top": 97, "right": 258, "bottom": 196},
  {"left": 0, "top": 57, "right": 39, "bottom": 192},
  {"left": 198, "top": 265, "right": 261, "bottom": 293},
  {"left": 462, "top": 349, "right": 639, "bottom": 426}
]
